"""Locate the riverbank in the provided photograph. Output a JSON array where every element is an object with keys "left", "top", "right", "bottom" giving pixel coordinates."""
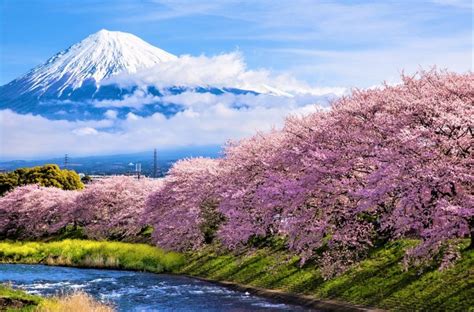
[
  {"left": 0, "top": 240, "right": 184, "bottom": 273},
  {"left": 177, "top": 240, "right": 474, "bottom": 311},
  {"left": 0, "top": 284, "right": 41, "bottom": 311},
  {"left": 1, "top": 240, "right": 473, "bottom": 311},
  {"left": 0, "top": 284, "right": 112, "bottom": 312}
]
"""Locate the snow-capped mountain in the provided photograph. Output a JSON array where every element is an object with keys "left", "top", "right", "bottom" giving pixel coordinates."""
[
  {"left": 11, "top": 29, "right": 177, "bottom": 97},
  {"left": 0, "top": 29, "right": 265, "bottom": 120}
]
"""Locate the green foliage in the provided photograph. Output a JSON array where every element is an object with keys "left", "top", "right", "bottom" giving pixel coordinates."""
[
  {"left": 0, "top": 240, "right": 185, "bottom": 273},
  {"left": 53, "top": 226, "right": 86, "bottom": 241},
  {"left": 138, "top": 226, "right": 154, "bottom": 237},
  {"left": 178, "top": 240, "right": 474, "bottom": 311},
  {"left": 0, "top": 284, "right": 43, "bottom": 311},
  {"left": 80, "top": 175, "right": 92, "bottom": 184},
  {"left": 0, "top": 174, "right": 19, "bottom": 197},
  {"left": 199, "top": 200, "right": 225, "bottom": 244},
  {"left": 247, "top": 235, "right": 288, "bottom": 249},
  {"left": 0, "top": 165, "right": 84, "bottom": 196}
]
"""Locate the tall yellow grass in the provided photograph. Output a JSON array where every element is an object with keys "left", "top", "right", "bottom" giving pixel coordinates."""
[{"left": 37, "top": 292, "right": 114, "bottom": 312}]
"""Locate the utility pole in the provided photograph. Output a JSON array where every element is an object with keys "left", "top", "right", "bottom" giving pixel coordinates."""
[
  {"left": 135, "top": 163, "right": 141, "bottom": 180},
  {"left": 64, "top": 154, "right": 69, "bottom": 169},
  {"left": 153, "top": 148, "right": 158, "bottom": 178}
]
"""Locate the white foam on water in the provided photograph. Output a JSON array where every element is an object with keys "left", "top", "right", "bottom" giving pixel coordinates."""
[
  {"left": 252, "top": 302, "right": 289, "bottom": 309},
  {"left": 100, "top": 291, "right": 122, "bottom": 299}
]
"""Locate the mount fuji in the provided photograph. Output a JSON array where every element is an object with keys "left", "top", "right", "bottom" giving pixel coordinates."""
[{"left": 0, "top": 29, "right": 265, "bottom": 121}]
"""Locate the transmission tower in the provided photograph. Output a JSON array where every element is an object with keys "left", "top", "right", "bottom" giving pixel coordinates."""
[
  {"left": 135, "top": 163, "right": 142, "bottom": 180},
  {"left": 64, "top": 154, "right": 69, "bottom": 169},
  {"left": 153, "top": 148, "right": 158, "bottom": 178}
]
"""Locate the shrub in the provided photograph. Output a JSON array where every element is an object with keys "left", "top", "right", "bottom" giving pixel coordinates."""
[{"left": 0, "top": 164, "right": 83, "bottom": 196}]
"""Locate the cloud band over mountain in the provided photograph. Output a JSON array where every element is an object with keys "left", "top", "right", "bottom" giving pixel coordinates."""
[{"left": 0, "top": 30, "right": 342, "bottom": 159}]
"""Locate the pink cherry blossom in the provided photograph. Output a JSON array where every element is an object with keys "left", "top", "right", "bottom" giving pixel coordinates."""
[
  {"left": 74, "top": 176, "right": 163, "bottom": 240},
  {"left": 144, "top": 158, "right": 221, "bottom": 250},
  {"left": 0, "top": 184, "right": 79, "bottom": 239}
]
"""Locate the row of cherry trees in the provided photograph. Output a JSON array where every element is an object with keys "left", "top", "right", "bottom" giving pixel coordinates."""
[
  {"left": 144, "top": 70, "right": 473, "bottom": 276},
  {"left": 0, "top": 176, "right": 163, "bottom": 241},
  {"left": 0, "top": 70, "right": 471, "bottom": 277}
]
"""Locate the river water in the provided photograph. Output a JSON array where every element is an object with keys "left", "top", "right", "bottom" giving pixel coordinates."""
[{"left": 0, "top": 264, "right": 314, "bottom": 311}]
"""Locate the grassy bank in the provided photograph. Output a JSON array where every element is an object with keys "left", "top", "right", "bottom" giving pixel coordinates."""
[
  {"left": 0, "top": 240, "right": 184, "bottom": 273},
  {"left": 1, "top": 240, "right": 473, "bottom": 311},
  {"left": 177, "top": 240, "right": 474, "bottom": 311},
  {"left": 0, "top": 285, "right": 113, "bottom": 311},
  {"left": 0, "top": 284, "right": 42, "bottom": 311}
]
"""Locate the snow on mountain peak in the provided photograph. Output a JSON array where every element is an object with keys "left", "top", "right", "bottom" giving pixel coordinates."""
[{"left": 14, "top": 29, "right": 177, "bottom": 96}]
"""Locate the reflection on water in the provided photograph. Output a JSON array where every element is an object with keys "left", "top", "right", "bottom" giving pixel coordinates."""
[{"left": 0, "top": 264, "right": 314, "bottom": 311}]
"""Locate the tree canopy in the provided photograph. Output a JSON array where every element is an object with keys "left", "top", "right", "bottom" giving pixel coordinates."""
[{"left": 0, "top": 164, "right": 84, "bottom": 196}]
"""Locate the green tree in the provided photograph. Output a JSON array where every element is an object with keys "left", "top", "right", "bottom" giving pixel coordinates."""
[
  {"left": 81, "top": 175, "right": 93, "bottom": 184},
  {"left": 0, "top": 172, "right": 19, "bottom": 195},
  {"left": 0, "top": 164, "right": 84, "bottom": 196}
]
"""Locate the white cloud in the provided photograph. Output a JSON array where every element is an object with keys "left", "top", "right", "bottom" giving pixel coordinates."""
[
  {"left": 126, "top": 112, "right": 140, "bottom": 121},
  {"left": 0, "top": 87, "right": 326, "bottom": 159},
  {"left": 104, "top": 52, "right": 345, "bottom": 96},
  {"left": 72, "top": 127, "right": 99, "bottom": 136},
  {"left": 104, "top": 110, "right": 118, "bottom": 119},
  {"left": 94, "top": 89, "right": 161, "bottom": 109}
]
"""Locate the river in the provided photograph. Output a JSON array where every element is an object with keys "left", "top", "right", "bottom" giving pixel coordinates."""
[{"left": 0, "top": 264, "right": 314, "bottom": 311}]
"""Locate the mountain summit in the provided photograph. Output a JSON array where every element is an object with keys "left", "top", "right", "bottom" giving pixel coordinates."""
[{"left": 3, "top": 29, "right": 177, "bottom": 98}]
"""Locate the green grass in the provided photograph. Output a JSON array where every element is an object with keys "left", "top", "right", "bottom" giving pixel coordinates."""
[
  {"left": 0, "top": 284, "right": 43, "bottom": 311},
  {"left": 0, "top": 240, "right": 184, "bottom": 273},
  {"left": 177, "top": 240, "right": 474, "bottom": 311}
]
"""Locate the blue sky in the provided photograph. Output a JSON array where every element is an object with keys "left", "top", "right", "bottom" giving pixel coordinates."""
[
  {"left": 0, "top": 0, "right": 472, "bottom": 159},
  {"left": 1, "top": 0, "right": 472, "bottom": 87}
]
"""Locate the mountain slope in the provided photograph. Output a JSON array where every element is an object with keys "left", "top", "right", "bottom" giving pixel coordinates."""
[{"left": 2, "top": 29, "right": 176, "bottom": 98}]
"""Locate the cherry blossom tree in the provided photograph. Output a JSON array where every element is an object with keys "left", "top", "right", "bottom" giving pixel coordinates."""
[
  {"left": 216, "top": 131, "right": 288, "bottom": 248},
  {"left": 345, "top": 71, "right": 473, "bottom": 269},
  {"left": 144, "top": 158, "right": 221, "bottom": 251},
  {"left": 213, "top": 70, "right": 472, "bottom": 276},
  {"left": 73, "top": 176, "right": 163, "bottom": 240},
  {"left": 0, "top": 185, "right": 79, "bottom": 239},
  {"left": 269, "top": 70, "right": 472, "bottom": 275}
]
